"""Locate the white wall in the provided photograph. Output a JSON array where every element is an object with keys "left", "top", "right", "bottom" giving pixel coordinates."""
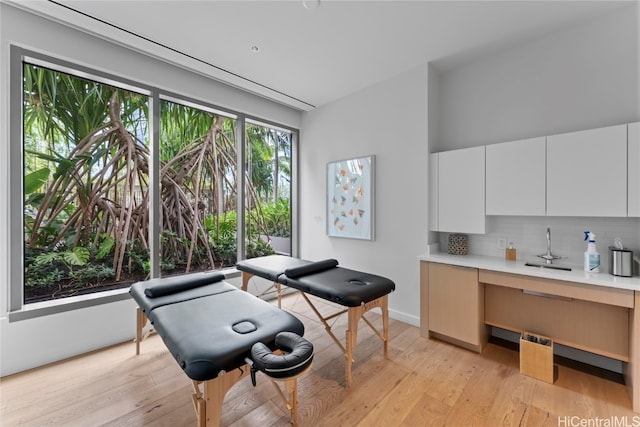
[
  {"left": 0, "top": 4, "right": 301, "bottom": 376},
  {"left": 433, "top": 3, "right": 639, "bottom": 152},
  {"left": 429, "top": 3, "right": 640, "bottom": 257},
  {"left": 299, "top": 65, "right": 429, "bottom": 326}
]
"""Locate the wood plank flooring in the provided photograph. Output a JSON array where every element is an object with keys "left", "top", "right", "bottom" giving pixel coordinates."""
[{"left": 1, "top": 292, "right": 636, "bottom": 426}]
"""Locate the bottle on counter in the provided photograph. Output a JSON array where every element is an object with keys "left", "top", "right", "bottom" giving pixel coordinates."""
[
  {"left": 583, "top": 231, "right": 600, "bottom": 273},
  {"left": 506, "top": 242, "right": 517, "bottom": 261}
]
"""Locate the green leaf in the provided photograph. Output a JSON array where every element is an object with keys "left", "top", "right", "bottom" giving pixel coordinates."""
[
  {"left": 25, "top": 150, "right": 75, "bottom": 180},
  {"left": 24, "top": 168, "right": 50, "bottom": 194},
  {"left": 63, "top": 247, "right": 90, "bottom": 266},
  {"left": 52, "top": 157, "right": 75, "bottom": 180},
  {"left": 25, "top": 192, "right": 45, "bottom": 207},
  {"left": 35, "top": 252, "right": 61, "bottom": 265},
  {"left": 96, "top": 235, "right": 115, "bottom": 260}
]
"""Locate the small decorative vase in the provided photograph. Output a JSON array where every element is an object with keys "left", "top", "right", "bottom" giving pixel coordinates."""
[{"left": 448, "top": 233, "right": 468, "bottom": 255}]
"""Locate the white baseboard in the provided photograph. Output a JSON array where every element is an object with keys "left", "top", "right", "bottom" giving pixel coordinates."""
[{"left": 389, "top": 308, "right": 419, "bottom": 327}]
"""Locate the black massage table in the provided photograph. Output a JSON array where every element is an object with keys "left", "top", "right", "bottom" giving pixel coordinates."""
[
  {"left": 129, "top": 271, "right": 313, "bottom": 426},
  {"left": 236, "top": 255, "right": 395, "bottom": 388}
]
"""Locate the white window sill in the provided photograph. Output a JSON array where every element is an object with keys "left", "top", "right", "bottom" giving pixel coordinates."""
[{"left": 9, "top": 268, "right": 241, "bottom": 322}]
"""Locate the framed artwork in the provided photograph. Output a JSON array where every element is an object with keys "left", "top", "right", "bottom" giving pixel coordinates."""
[{"left": 326, "top": 155, "right": 375, "bottom": 240}]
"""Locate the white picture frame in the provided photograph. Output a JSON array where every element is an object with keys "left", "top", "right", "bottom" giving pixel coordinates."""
[{"left": 326, "top": 155, "right": 375, "bottom": 240}]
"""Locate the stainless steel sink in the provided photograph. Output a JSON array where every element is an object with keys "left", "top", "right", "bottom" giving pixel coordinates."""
[{"left": 524, "top": 262, "right": 572, "bottom": 271}]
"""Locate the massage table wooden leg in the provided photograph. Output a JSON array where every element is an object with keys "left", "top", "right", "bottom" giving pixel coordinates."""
[
  {"left": 299, "top": 292, "right": 390, "bottom": 388},
  {"left": 346, "top": 295, "right": 390, "bottom": 387},
  {"left": 134, "top": 307, "right": 156, "bottom": 355},
  {"left": 240, "top": 272, "right": 283, "bottom": 308},
  {"left": 192, "top": 382, "right": 206, "bottom": 427},
  {"left": 383, "top": 295, "right": 389, "bottom": 357},
  {"left": 268, "top": 366, "right": 310, "bottom": 427},
  {"left": 241, "top": 272, "right": 252, "bottom": 292},
  {"left": 351, "top": 294, "right": 390, "bottom": 358},
  {"left": 135, "top": 307, "right": 156, "bottom": 355},
  {"left": 286, "top": 379, "right": 298, "bottom": 426},
  {"left": 135, "top": 307, "right": 144, "bottom": 355},
  {"left": 191, "top": 367, "right": 251, "bottom": 427},
  {"left": 192, "top": 366, "right": 307, "bottom": 427},
  {"left": 300, "top": 292, "right": 349, "bottom": 355}
]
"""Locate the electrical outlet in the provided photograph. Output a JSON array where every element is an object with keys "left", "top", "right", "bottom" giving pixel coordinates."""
[{"left": 497, "top": 238, "right": 507, "bottom": 249}]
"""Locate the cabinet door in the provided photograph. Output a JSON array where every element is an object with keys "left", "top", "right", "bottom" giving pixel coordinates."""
[
  {"left": 429, "top": 153, "right": 439, "bottom": 230},
  {"left": 486, "top": 137, "right": 546, "bottom": 216},
  {"left": 438, "top": 146, "right": 486, "bottom": 233},
  {"left": 428, "top": 263, "right": 484, "bottom": 347},
  {"left": 547, "top": 124, "right": 627, "bottom": 217},
  {"left": 629, "top": 122, "right": 640, "bottom": 217}
]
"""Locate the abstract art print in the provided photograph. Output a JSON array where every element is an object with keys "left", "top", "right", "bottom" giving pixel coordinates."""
[{"left": 326, "top": 155, "right": 374, "bottom": 240}]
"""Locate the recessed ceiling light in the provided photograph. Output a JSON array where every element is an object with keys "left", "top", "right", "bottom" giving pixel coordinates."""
[
  {"left": 303, "top": 0, "right": 320, "bottom": 10},
  {"left": 250, "top": 45, "right": 260, "bottom": 53}
]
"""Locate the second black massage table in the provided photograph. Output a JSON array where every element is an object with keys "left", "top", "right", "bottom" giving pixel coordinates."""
[
  {"left": 236, "top": 255, "right": 395, "bottom": 388},
  {"left": 129, "top": 271, "right": 313, "bottom": 426}
]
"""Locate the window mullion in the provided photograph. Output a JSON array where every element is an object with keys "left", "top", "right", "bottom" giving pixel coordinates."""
[
  {"left": 236, "top": 116, "right": 246, "bottom": 262},
  {"left": 150, "top": 91, "right": 161, "bottom": 278},
  {"left": 9, "top": 47, "right": 24, "bottom": 312}
]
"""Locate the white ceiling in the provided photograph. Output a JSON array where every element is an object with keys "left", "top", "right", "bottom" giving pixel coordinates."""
[{"left": 14, "top": 0, "right": 634, "bottom": 110}]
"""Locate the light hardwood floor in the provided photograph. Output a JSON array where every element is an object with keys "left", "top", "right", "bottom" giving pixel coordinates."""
[{"left": 1, "top": 292, "right": 636, "bottom": 426}]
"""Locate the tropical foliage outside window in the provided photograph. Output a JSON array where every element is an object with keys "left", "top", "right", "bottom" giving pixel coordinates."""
[
  {"left": 245, "top": 122, "right": 292, "bottom": 258},
  {"left": 22, "top": 62, "right": 293, "bottom": 304}
]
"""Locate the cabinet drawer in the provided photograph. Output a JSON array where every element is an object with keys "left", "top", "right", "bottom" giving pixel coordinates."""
[{"left": 478, "top": 270, "right": 634, "bottom": 308}]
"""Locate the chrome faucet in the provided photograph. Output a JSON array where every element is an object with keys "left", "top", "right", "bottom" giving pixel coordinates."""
[{"left": 538, "top": 227, "right": 561, "bottom": 264}]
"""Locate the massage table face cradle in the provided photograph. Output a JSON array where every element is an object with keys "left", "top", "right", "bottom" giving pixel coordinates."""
[
  {"left": 237, "top": 255, "right": 395, "bottom": 388},
  {"left": 130, "top": 272, "right": 312, "bottom": 427}
]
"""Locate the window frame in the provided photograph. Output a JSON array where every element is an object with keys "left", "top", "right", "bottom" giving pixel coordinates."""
[{"left": 9, "top": 46, "right": 298, "bottom": 321}]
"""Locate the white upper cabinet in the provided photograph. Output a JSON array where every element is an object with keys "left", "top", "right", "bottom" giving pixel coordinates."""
[
  {"left": 629, "top": 122, "right": 640, "bottom": 217},
  {"left": 437, "top": 146, "right": 486, "bottom": 234},
  {"left": 486, "top": 137, "right": 546, "bottom": 216},
  {"left": 429, "top": 153, "right": 439, "bottom": 230},
  {"left": 546, "top": 124, "right": 627, "bottom": 217}
]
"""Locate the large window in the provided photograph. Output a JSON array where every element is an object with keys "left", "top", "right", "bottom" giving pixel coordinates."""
[
  {"left": 245, "top": 121, "right": 292, "bottom": 258},
  {"left": 13, "top": 49, "right": 297, "bottom": 308},
  {"left": 22, "top": 63, "right": 150, "bottom": 304},
  {"left": 159, "top": 100, "right": 239, "bottom": 273}
]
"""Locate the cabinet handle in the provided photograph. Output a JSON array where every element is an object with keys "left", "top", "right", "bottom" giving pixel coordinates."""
[
  {"left": 523, "top": 289, "right": 573, "bottom": 302},
  {"left": 450, "top": 265, "right": 476, "bottom": 271}
]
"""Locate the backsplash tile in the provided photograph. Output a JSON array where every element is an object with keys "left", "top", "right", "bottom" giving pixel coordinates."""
[{"left": 438, "top": 216, "right": 640, "bottom": 273}]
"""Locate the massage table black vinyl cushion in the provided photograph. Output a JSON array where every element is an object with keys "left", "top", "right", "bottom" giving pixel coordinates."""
[
  {"left": 129, "top": 271, "right": 233, "bottom": 315},
  {"left": 278, "top": 263, "right": 395, "bottom": 307},
  {"left": 150, "top": 290, "right": 305, "bottom": 381},
  {"left": 129, "top": 272, "right": 305, "bottom": 382},
  {"left": 236, "top": 255, "right": 312, "bottom": 282}
]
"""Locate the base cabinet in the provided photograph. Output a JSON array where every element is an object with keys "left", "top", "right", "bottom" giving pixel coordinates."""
[
  {"left": 423, "top": 262, "right": 488, "bottom": 352},
  {"left": 420, "top": 260, "right": 640, "bottom": 413}
]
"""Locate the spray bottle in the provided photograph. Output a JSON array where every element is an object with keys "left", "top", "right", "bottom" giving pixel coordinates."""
[{"left": 583, "top": 231, "right": 600, "bottom": 273}]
